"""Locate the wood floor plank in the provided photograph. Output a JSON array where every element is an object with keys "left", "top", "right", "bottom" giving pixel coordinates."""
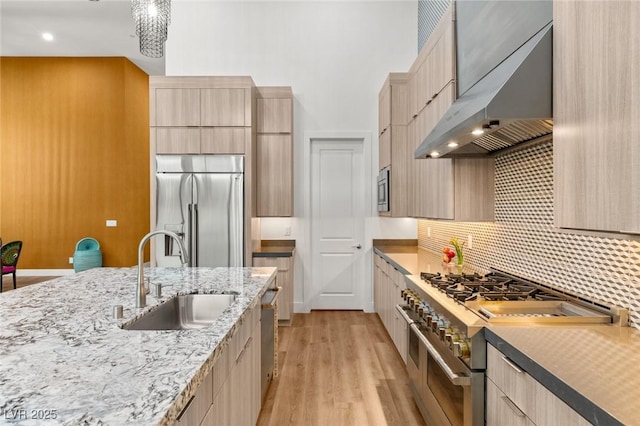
[{"left": 258, "top": 311, "right": 426, "bottom": 426}]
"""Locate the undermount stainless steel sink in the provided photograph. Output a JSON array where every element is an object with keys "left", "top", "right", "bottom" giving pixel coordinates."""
[{"left": 123, "top": 294, "right": 236, "bottom": 330}]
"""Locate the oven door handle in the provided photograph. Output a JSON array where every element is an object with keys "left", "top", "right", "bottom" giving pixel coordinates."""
[
  {"left": 395, "top": 304, "right": 415, "bottom": 325},
  {"left": 410, "top": 323, "right": 471, "bottom": 386}
]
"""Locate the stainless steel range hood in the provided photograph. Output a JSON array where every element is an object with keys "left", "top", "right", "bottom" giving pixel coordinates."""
[{"left": 415, "top": 22, "right": 553, "bottom": 159}]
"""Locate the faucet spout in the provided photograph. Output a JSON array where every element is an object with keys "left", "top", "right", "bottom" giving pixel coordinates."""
[{"left": 136, "top": 230, "right": 189, "bottom": 308}]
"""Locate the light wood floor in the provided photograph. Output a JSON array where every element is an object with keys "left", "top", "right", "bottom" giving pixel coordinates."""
[
  {"left": 257, "top": 311, "right": 426, "bottom": 426},
  {"left": 1, "top": 276, "right": 59, "bottom": 293}
]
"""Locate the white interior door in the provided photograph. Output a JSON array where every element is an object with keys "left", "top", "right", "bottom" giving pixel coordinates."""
[{"left": 310, "top": 139, "right": 365, "bottom": 310}]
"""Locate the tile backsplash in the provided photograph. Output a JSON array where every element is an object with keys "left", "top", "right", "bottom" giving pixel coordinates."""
[{"left": 417, "top": 140, "right": 640, "bottom": 328}]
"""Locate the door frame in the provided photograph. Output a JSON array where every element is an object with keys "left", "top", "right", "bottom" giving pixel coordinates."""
[{"left": 302, "top": 131, "right": 373, "bottom": 313}]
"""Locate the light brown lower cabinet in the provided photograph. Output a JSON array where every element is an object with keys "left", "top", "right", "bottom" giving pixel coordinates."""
[
  {"left": 253, "top": 255, "right": 294, "bottom": 323},
  {"left": 181, "top": 304, "right": 261, "bottom": 426},
  {"left": 486, "top": 344, "right": 591, "bottom": 426},
  {"left": 373, "top": 254, "right": 407, "bottom": 363}
]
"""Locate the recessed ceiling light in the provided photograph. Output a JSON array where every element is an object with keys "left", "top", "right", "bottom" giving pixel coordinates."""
[
  {"left": 471, "top": 128, "right": 485, "bottom": 136},
  {"left": 447, "top": 141, "right": 459, "bottom": 148},
  {"left": 430, "top": 151, "right": 440, "bottom": 158},
  {"left": 42, "top": 33, "right": 54, "bottom": 42}
]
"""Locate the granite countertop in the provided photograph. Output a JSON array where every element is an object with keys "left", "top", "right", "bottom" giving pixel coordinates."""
[
  {"left": 374, "top": 242, "right": 638, "bottom": 426},
  {"left": 0, "top": 266, "right": 276, "bottom": 425},
  {"left": 253, "top": 240, "right": 295, "bottom": 258}
]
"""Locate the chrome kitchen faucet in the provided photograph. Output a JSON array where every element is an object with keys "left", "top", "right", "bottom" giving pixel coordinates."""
[{"left": 136, "top": 230, "right": 189, "bottom": 308}]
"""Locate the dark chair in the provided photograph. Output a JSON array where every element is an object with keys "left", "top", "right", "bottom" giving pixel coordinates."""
[{"left": 1, "top": 241, "right": 23, "bottom": 292}]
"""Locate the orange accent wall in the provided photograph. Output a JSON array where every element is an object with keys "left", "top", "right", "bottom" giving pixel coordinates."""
[{"left": 0, "top": 57, "right": 150, "bottom": 269}]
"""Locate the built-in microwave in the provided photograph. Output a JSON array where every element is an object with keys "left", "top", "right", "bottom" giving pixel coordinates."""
[{"left": 377, "top": 166, "right": 390, "bottom": 212}]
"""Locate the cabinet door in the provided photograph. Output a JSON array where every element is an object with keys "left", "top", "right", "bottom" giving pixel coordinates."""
[
  {"left": 155, "top": 128, "right": 200, "bottom": 154},
  {"left": 453, "top": 158, "right": 495, "bottom": 222},
  {"left": 430, "top": 12, "right": 456, "bottom": 96},
  {"left": 154, "top": 88, "right": 201, "bottom": 127},
  {"left": 253, "top": 256, "right": 293, "bottom": 322},
  {"left": 531, "top": 380, "right": 591, "bottom": 426},
  {"left": 209, "top": 367, "right": 233, "bottom": 425},
  {"left": 200, "top": 127, "right": 247, "bottom": 154},
  {"left": 175, "top": 368, "right": 214, "bottom": 426},
  {"left": 390, "top": 126, "right": 408, "bottom": 217},
  {"left": 407, "top": 119, "right": 417, "bottom": 217},
  {"left": 379, "top": 83, "right": 391, "bottom": 135},
  {"left": 379, "top": 128, "right": 392, "bottom": 171},
  {"left": 201, "top": 88, "right": 246, "bottom": 127},
  {"left": 256, "top": 134, "right": 293, "bottom": 217},
  {"left": 554, "top": 0, "right": 640, "bottom": 233},
  {"left": 257, "top": 98, "right": 292, "bottom": 133}
]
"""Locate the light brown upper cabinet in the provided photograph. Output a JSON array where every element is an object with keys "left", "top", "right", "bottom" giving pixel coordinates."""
[
  {"left": 256, "top": 87, "right": 294, "bottom": 217},
  {"left": 154, "top": 88, "right": 201, "bottom": 127},
  {"left": 409, "top": 6, "right": 455, "bottom": 122},
  {"left": 201, "top": 88, "right": 247, "bottom": 127},
  {"left": 150, "top": 77, "right": 255, "bottom": 155},
  {"left": 257, "top": 97, "right": 292, "bottom": 133},
  {"left": 554, "top": 1, "right": 640, "bottom": 234},
  {"left": 378, "top": 73, "right": 409, "bottom": 217},
  {"left": 406, "top": 6, "right": 494, "bottom": 221}
]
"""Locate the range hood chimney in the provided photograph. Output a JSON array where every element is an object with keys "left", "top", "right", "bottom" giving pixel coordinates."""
[{"left": 415, "top": 22, "right": 553, "bottom": 159}]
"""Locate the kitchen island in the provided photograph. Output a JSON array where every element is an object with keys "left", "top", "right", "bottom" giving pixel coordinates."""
[{"left": 0, "top": 266, "right": 276, "bottom": 425}]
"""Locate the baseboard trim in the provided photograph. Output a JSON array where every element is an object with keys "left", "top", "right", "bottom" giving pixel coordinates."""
[{"left": 17, "top": 269, "right": 75, "bottom": 277}]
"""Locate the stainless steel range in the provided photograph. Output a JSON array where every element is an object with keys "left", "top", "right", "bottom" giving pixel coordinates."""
[{"left": 396, "top": 268, "right": 628, "bottom": 426}]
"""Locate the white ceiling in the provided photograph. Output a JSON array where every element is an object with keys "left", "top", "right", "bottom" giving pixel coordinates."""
[{"left": 1, "top": 0, "right": 165, "bottom": 75}]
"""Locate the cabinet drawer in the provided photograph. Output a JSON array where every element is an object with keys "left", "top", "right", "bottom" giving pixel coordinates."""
[
  {"left": 486, "top": 377, "right": 531, "bottom": 426},
  {"left": 486, "top": 344, "right": 532, "bottom": 413},
  {"left": 175, "top": 367, "right": 214, "bottom": 426}
]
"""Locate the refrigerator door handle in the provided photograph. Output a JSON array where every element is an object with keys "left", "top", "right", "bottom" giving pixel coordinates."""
[
  {"left": 194, "top": 203, "right": 199, "bottom": 267},
  {"left": 188, "top": 203, "right": 193, "bottom": 267}
]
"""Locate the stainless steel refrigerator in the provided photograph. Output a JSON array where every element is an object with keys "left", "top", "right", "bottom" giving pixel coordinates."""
[{"left": 155, "top": 155, "right": 244, "bottom": 267}]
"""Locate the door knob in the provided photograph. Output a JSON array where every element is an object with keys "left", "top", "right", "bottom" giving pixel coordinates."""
[{"left": 352, "top": 244, "right": 362, "bottom": 249}]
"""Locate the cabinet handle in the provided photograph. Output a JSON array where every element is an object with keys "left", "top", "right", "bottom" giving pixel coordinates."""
[
  {"left": 176, "top": 395, "right": 196, "bottom": 422},
  {"left": 236, "top": 336, "right": 253, "bottom": 363},
  {"left": 501, "top": 355, "right": 524, "bottom": 374},
  {"left": 500, "top": 395, "right": 526, "bottom": 417}
]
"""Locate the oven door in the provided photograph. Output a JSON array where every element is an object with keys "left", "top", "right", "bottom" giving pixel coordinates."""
[
  {"left": 409, "top": 323, "right": 484, "bottom": 426},
  {"left": 377, "top": 167, "right": 390, "bottom": 212}
]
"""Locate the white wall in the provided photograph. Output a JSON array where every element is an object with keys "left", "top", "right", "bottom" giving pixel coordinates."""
[{"left": 167, "top": 1, "right": 418, "bottom": 312}]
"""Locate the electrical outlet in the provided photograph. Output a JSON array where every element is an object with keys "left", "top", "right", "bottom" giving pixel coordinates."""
[
  {"left": 69, "top": 257, "right": 74, "bottom": 264},
  {"left": 106, "top": 220, "right": 117, "bottom": 227},
  {"left": 284, "top": 226, "right": 292, "bottom": 236},
  {"left": 467, "top": 234, "right": 473, "bottom": 249},
  {"left": 427, "top": 226, "right": 431, "bottom": 238}
]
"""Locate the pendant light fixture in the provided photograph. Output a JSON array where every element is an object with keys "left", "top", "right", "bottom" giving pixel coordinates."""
[{"left": 131, "top": 0, "right": 171, "bottom": 58}]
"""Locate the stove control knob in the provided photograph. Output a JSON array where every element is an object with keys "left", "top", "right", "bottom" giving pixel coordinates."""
[
  {"left": 400, "top": 289, "right": 406, "bottom": 299},
  {"left": 430, "top": 317, "right": 442, "bottom": 333},
  {"left": 452, "top": 341, "right": 470, "bottom": 358},
  {"left": 439, "top": 326, "right": 454, "bottom": 341}
]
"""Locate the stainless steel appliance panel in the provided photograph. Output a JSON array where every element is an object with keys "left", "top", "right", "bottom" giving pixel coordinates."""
[
  {"left": 193, "top": 173, "right": 243, "bottom": 267},
  {"left": 377, "top": 166, "right": 390, "bottom": 212},
  {"left": 456, "top": 0, "right": 553, "bottom": 96},
  {"left": 155, "top": 155, "right": 244, "bottom": 267},
  {"left": 155, "top": 173, "right": 192, "bottom": 267}
]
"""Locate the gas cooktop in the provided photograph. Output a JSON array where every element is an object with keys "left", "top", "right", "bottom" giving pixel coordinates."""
[{"left": 416, "top": 268, "right": 626, "bottom": 325}]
